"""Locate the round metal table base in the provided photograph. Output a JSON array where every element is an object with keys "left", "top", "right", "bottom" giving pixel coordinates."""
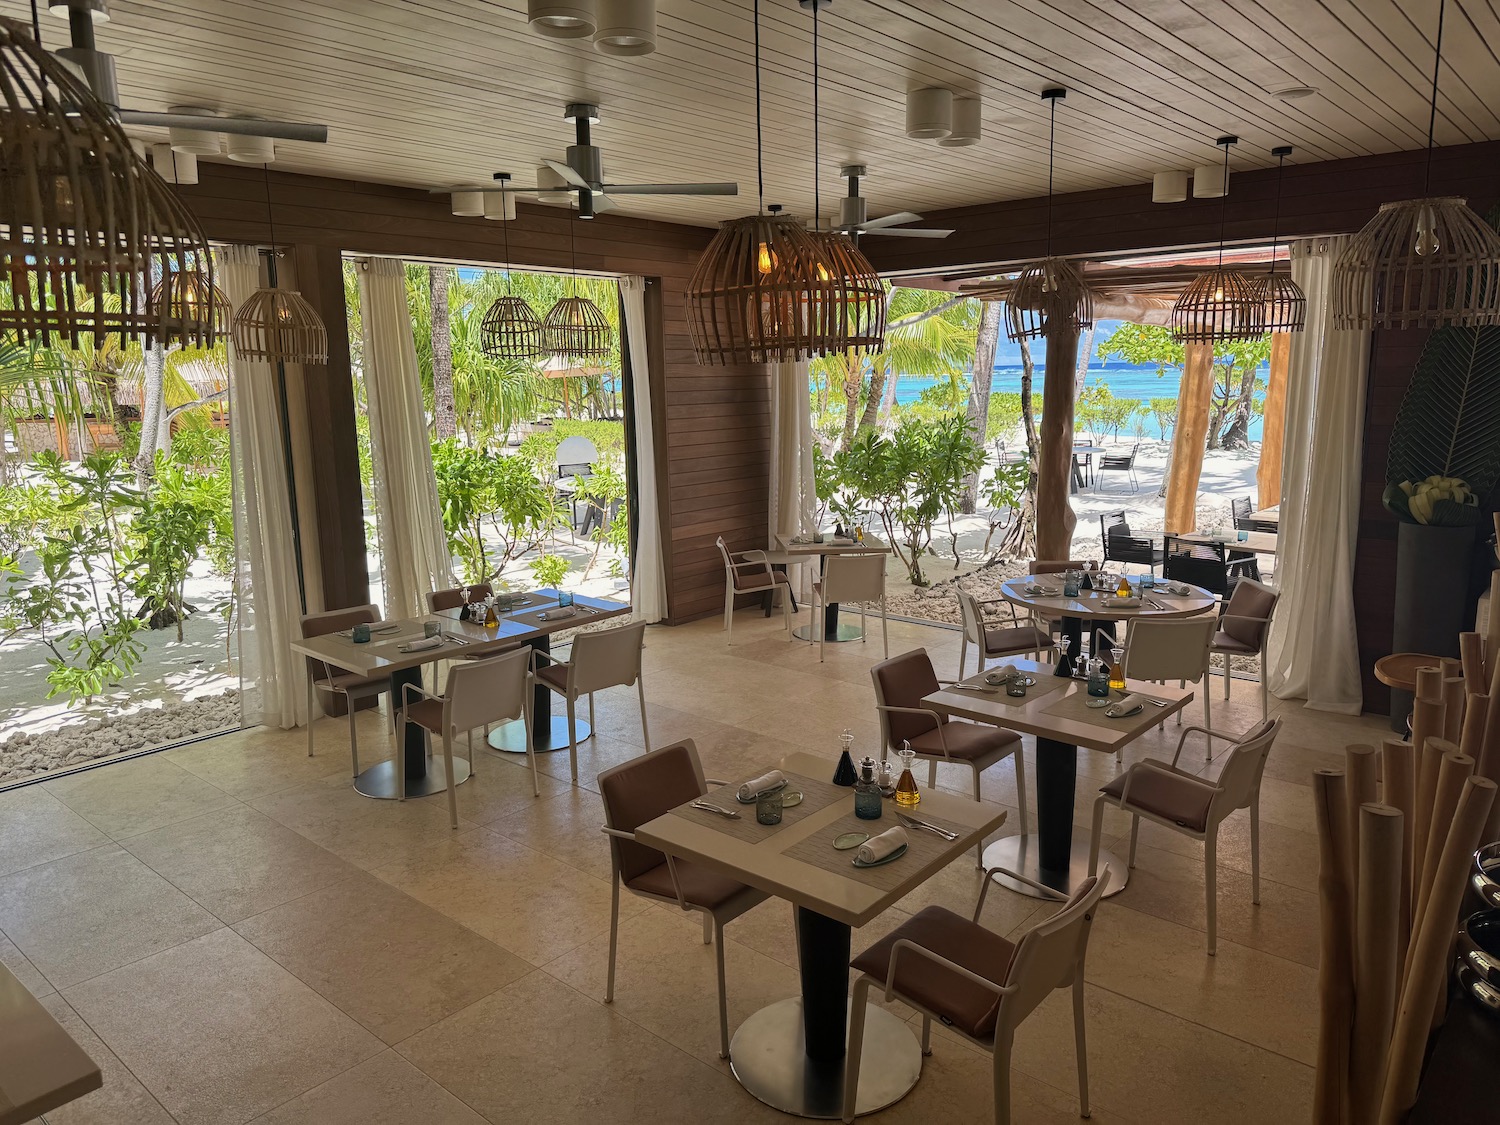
[
  {"left": 486, "top": 715, "right": 592, "bottom": 754},
  {"left": 792, "top": 622, "right": 865, "bottom": 644},
  {"left": 353, "top": 755, "right": 471, "bottom": 799},
  {"left": 982, "top": 832, "right": 1129, "bottom": 899},
  {"left": 729, "top": 998, "right": 921, "bottom": 1120}
]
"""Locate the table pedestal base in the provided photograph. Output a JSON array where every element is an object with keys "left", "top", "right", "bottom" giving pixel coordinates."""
[
  {"left": 982, "top": 832, "right": 1129, "bottom": 899},
  {"left": 487, "top": 715, "right": 592, "bottom": 754},
  {"left": 729, "top": 998, "right": 921, "bottom": 1120},
  {"left": 792, "top": 622, "right": 864, "bottom": 643},
  {"left": 353, "top": 755, "right": 470, "bottom": 800}
]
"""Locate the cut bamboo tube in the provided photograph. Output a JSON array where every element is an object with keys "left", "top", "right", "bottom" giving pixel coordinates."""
[
  {"left": 1440, "top": 667, "right": 1465, "bottom": 744},
  {"left": 1412, "top": 740, "right": 1445, "bottom": 904},
  {"left": 1344, "top": 744, "right": 1379, "bottom": 923},
  {"left": 1377, "top": 776, "right": 1498, "bottom": 1125},
  {"left": 1349, "top": 803, "right": 1404, "bottom": 1125},
  {"left": 1313, "top": 769, "right": 1354, "bottom": 1125},
  {"left": 1380, "top": 739, "right": 1415, "bottom": 965},
  {"left": 1410, "top": 744, "right": 1472, "bottom": 950},
  {"left": 1460, "top": 631, "right": 1484, "bottom": 696},
  {"left": 1485, "top": 562, "right": 1500, "bottom": 680},
  {"left": 1410, "top": 666, "right": 1446, "bottom": 895},
  {"left": 1458, "top": 693, "right": 1488, "bottom": 762}
]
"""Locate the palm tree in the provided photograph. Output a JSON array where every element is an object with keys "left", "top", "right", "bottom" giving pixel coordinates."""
[{"left": 428, "top": 265, "right": 458, "bottom": 440}]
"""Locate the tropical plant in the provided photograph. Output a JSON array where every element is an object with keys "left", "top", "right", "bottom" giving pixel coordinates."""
[
  {"left": 985, "top": 392, "right": 1024, "bottom": 444},
  {"left": 529, "top": 552, "right": 570, "bottom": 590},
  {"left": 131, "top": 455, "right": 231, "bottom": 639},
  {"left": 981, "top": 456, "right": 1030, "bottom": 556},
  {"left": 430, "top": 440, "right": 561, "bottom": 584},
  {"left": 1149, "top": 397, "right": 1179, "bottom": 443}
]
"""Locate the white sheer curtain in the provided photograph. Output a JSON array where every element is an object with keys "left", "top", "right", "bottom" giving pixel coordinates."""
[
  {"left": 1267, "top": 236, "right": 1371, "bottom": 714},
  {"left": 619, "top": 277, "right": 666, "bottom": 623},
  {"left": 769, "top": 360, "right": 817, "bottom": 602},
  {"left": 217, "top": 244, "right": 306, "bottom": 729},
  {"left": 356, "top": 257, "right": 452, "bottom": 619}
]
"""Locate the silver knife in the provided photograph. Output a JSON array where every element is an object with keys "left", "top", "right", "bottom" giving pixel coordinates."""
[
  {"left": 897, "top": 813, "right": 959, "bottom": 840},
  {"left": 691, "top": 801, "right": 741, "bottom": 819}
]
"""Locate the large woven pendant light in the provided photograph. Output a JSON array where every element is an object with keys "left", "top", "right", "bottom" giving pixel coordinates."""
[
  {"left": 0, "top": 11, "right": 213, "bottom": 348},
  {"left": 1170, "top": 136, "right": 1265, "bottom": 344},
  {"left": 542, "top": 216, "right": 612, "bottom": 358},
  {"left": 1004, "top": 88, "right": 1093, "bottom": 343},
  {"left": 685, "top": 0, "right": 827, "bottom": 365},
  {"left": 1332, "top": 0, "right": 1500, "bottom": 330},
  {"left": 230, "top": 164, "right": 328, "bottom": 364},
  {"left": 146, "top": 149, "right": 227, "bottom": 345},
  {"left": 480, "top": 174, "right": 544, "bottom": 360},
  {"left": 1254, "top": 146, "right": 1306, "bottom": 333}
]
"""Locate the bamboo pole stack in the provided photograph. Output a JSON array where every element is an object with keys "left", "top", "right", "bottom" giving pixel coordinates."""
[{"left": 1313, "top": 631, "right": 1500, "bottom": 1124}]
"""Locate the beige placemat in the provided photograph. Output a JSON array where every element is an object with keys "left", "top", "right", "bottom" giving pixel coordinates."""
[
  {"left": 1039, "top": 686, "right": 1119, "bottom": 726},
  {"left": 668, "top": 770, "right": 852, "bottom": 844},
  {"left": 783, "top": 805, "right": 970, "bottom": 892},
  {"left": 946, "top": 673, "right": 1069, "bottom": 708}
]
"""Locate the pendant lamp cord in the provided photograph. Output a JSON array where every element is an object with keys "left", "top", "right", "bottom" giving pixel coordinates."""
[
  {"left": 1215, "top": 141, "right": 1229, "bottom": 273},
  {"left": 1423, "top": 0, "right": 1445, "bottom": 195},
  {"left": 812, "top": 2, "right": 819, "bottom": 230},
  {"left": 754, "top": 0, "right": 764, "bottom": 214},
  {"left": 1044, "top": 93, "right": 1056, "bottom": 257},
  {"left": 29, "top": 0, "right": 45, "bottom": 96},
  {"left": 262, "top": 162, "right": 279, "bottom": 282},
  {"left": 1269, "top": 150, "right": 1285, "bottom": 277},
  {"left": 568, "top": 212, "right": 577, "bottom": 296}
]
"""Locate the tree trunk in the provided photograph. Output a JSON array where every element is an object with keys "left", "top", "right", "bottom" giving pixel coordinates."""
[
  {"left": 136, "top": 343, "right": 165, "bottom": 483},
  {"left": 1204, "top": 362, "right": 1232, "bottom": 451},
  {"left": 960, "top": 300, "right": 1002, "bottom": 513},
  {"left": 1257, "top": 332, "right": 1291, "bottom": 508},
  {"left": 428, "top": 265, "right": 457, "bottom": 441},
  {"left": 997, "top": 336, "right": 1041, "bottom": 558},
  {"left": 1219, "top": 359, "right": 1258, "bottom": 449},
  {"left": 1164, "top": 343, "right": 1215, "bottom": 533},
  {"left": 1036, "top": 322, "right": 1080, "bottom": 561},
  {"left": 859, "top": 356, "right": 887, "bottom": 433},
  {"left": 840, "top": 353, "right": 862, "bottom": 450}
]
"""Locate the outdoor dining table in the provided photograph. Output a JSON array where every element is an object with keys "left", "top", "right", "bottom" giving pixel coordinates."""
[
  {"left": 634, "top": 750, "right": 1006, "bottom": 1120},
  {"left": 925, "top": 658, "right": 1194, "bottom": 900},
  {"left": 289, "top": 588, "right": 630, "bottom": 799},
  {"left": 1178, "top": 529, "right": 1278, "bottom": 556},
  {"left": 1071, "top": 444, "right": 1107, "bottom": 492},
  {"left": 775, "top": 532, "right": 891, "bottom": 643},
  {"left": 1247, "top": 504, "right": 1280, "bottom": 528}
]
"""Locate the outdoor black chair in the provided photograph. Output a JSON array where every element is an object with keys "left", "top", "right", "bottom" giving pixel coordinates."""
[
  {"left": 1100, "top": 511, "right": 1164, "bottom": 574},
  {"left": 1097, "top": 443, "right": 1141, "bottom": 493},
  {"left": 1226, "top": 497, "right": 1263, "bottom": 581},
  {"left": 1163, "top": 535, "right": 1257, "bottom": 598}
]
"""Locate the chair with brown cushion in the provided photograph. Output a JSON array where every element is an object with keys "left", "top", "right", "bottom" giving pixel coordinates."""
[
  {"left": 842, "top": 868, "right": 1111, "bottom": 1125},
  {"left": 300, "top": 604, "right": 392, "bottom": 772},
  {"left": 716, "top": 536, "right": 792, "bottom": 645},
  {"left": 871, "top": 648, "right": 1028, "bottom": 864},
  {"left": 597, "top": 739, "right": 770, "bottom": 1060},
  {"left": 534, "top": 621, "right": 649, "bottom": 784},
  {"left": 812, "top": 551, "right": 888, "bottom": 662},
  {"left": 426, "top": 583, "right": 491, "bottom": 613},
  {"left": 1087, "top": 717, "right": 1279, "bottom": 955},
  {"left": 1210, "top": 578, "right": 1280, "bottom": 719},
  {"left": 956, "top": 588, "right": 1054, "bottom": 678}
]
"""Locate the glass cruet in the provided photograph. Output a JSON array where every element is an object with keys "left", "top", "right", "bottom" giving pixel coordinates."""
[{"left": 894, "top": 741, "right": 920, "bottom": 807}]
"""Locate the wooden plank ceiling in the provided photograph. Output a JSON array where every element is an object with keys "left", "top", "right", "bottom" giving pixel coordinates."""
[{"left": 11, "top": 0, "right": 1499, "bottom": 229}]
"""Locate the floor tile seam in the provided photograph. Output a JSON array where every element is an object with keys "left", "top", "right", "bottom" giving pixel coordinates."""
[
  {"left": 0, "top": 835, "right": 120, "bottom": 884},
  {"left": 54, "top": 921, "right": 235, "bottom": 998},
  {"left": 35, "top": 988, "right": 187, "bottom": 1124},
  {"left": 1116, "top": 840, "right": 1320, "bottom": 898}
]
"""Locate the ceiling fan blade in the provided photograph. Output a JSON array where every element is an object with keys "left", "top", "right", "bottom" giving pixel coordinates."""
[
  {"left": 544, "top": 157, "right": 592, "bottom": 190},
  {"left": 601, "top": 182, "right": 739, "bottom": 196},
  {"left": 117, "top": 109, "right": 328, "bottom": 143},
  {"left": 429, "top": 185, "right": 542, "bottom": 194},
  {"left": 859, "top": 211, "right": 925, "bottom": 231},
  {"left": 593, "top": 194, "right": 620, "bottom": 213},
  {"left": 863, "top": 227, "right": 955, "bottom": 238}
]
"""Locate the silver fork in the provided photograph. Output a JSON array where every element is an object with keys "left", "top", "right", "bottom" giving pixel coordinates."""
[
  {"left": 691, "top": 801, "right": 741, "bottom": 820},
  {"left": 896, "top": 812, "right": 959, "bottom": 841}
]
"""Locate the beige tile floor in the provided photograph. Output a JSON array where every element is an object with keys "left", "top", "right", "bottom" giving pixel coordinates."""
[{"left": 0, "top": 609, "right": 1390, "bottom": 1124}]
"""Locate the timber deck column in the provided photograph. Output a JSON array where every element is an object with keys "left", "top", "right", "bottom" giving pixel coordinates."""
[
  {"left": 1163, "top": 342, "right": 1215, "bottom": 535},
  {"left": 1035, "top": 320, "right": 1080, "bottom": 560},
  {"left": 1257, "top": 331, "right": 1291, "bottom": 509}
]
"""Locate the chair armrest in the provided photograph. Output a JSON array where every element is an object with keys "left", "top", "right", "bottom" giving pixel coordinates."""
[
  {"left": 601, "top": 825, "right": 636, "bottom": 841},
  {"left": 873, "top": 704, "right": 947, "bottom": 755},
  {"left": 882, "top": 938, "right": 1011, "bottom": 1006},
  {"left": 600, "top": 825, "right": 688, "bottom": 910},
  {"left": 975, "top": 864, "right": 1067, "bottom": 919},
  {"left": 1220, "top": 613, "right": 1273, "bottom": 626},
  {"left": 400, "top": 681, "right": 436, "bottom": 709},
  {"left": 530, "top": 648, "right": 564, "bottom": 669},
  {"left": 738, "top": 549, "right": 770, "bottom": 563},
  {"left": 1118, "top": 758, "right": 1222, "bottom": 811},
  {"left": 1169, "top": 724, "right": 1232, "bottom": 765}
]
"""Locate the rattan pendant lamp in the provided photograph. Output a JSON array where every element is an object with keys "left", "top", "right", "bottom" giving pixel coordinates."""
[
  {"left": 1331, "top": 0, "right": 1500, "bottom": 329},
  {"left": 1169, "top": 136, "right": 1265, "bottom": 344},
  {"left": 542, "top": 216, "right": 612, "bottom": 358},
  {"left": 0, "top": 9, "right": 214, "bottom": 348},
  {"left": 1255, "top": 146, "right": 1306, "bottom": 333},
  {"left": 146, "top": 151, "right": 229, "bottom": 345},
  {"left": 685, "top": 0, "right": 830, "bottom": 365},
  {"left": 480, "top": 174, "right": 544, "bottom": 360},
  {"left": 230, "top": 164, "right": 328, "bottom": 364},
  {"left": 1004, "top": 88, "right": 1093, "bottom": 342}
]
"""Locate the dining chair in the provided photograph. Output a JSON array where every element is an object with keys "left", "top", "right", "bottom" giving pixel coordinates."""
[
  {"left": 955, "top": 588, "right": 1053, "bottom": 678},
  {"left": 300, "top": 604, "right": 391, "bottom": 772},
  {"left": 534, "top": 621, "right": 649, "bottom": 783},
  {"left": 398, "top": 647, "right": 537, "bottom": 829},
  {"left": 1122, "top": 616, "right": 1219, "bottom": 741},
  {"left": 842, "top": 868, "right": 1110, "bottom": 1125},
  {"left": 1226, "top": 497, "right": 1263, "bottom": 581},
  {"left": 1209, "top": 579, "right": 1280, "bottom": 719},
  {"left": 1162, "top": 535, "right": 1256, "bottom": 598},
  {"left": 1030, "top": 559, "right": 1113, "bottom": 657},
  {"left": 1099, "top": 511, "right": 1163, "bottom": 575},
  {"left": 812, "top": 551, "right": 888, "bottom": 662},
  {"left": 870, "top": 648, "right": 1028, "bottom": 864},
  {"left": 716, "top": 535, "right": 793, "bottom": 645},
  {"left": 426, "top": 583, "right": 491, "bottom": 612},
  {"left": 597, "top": 739, "right": 769, "bottom": 1060},
  {"left": 1030, "top": 558, "right": 1092, "bottom": 575},
  {"left": 1087, "top": 718, "right": 1280, "bottom": 955}
]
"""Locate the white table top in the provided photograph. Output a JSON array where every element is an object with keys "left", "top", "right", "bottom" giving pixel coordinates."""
[
  {"left": 999, "top": 575, "right": 1217, "bottom": 622},
  {"left": 0, "top": 964, "right": 101, "bottom": 1124},
  {"left": 1179, "top": 530, "right": 1278, "bottom": 556},
  {"left": 289, "top": 590, "right": 630, "bottom": 677},
  {"left": 775, "top": 533, "right": 891, "bottom": 557},
  {"left": 925, "top": 659, "right": 1195, "bottom": 755},
  {"left": 1247, "top": 506, "right": 1280, "bottom": 526},
  {"left": 634, "top": 751, "right": 1007, "bottom": 928}
]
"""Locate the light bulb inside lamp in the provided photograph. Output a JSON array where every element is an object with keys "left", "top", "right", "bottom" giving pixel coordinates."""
[
  {"left": 757, "top": 242, "right": 776, "bottom": 275},
  {"left": 1413, "top": 203, "right": 1440, "bottom": 257}
]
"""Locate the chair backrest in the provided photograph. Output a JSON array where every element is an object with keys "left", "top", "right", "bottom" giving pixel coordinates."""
[
  {"left": 442, "top": 645, "right": 529, "bottom": 732},
  {"left": 427, "top": 583, "right": 492, "bottom": 613},
  {"left": 1123, "top": 616, "right": 1217, "bottom": 684},
  {"left": 956, "top": 589, "right": 985, "bottom": 645},
  {"left": 1212, "top": 717, "right": 1281, "bottom": 813},
  {"left": 1030, "top": 559, "right": 1091, "bottom": 575},
  {"left": 1231, "top": 496, "right": 1253, "bottom": 529},
  {"left": 870, "top": 648, "right": 944, "bottom": 750},
  {"left": 995, "top": 871, "right": 1110, "bottom": 1033},
  {"left": 301, "top": 603, "right": 379, "bottom": 638},
  {"left": 1219, "top": 578, "right": 1279, "bottom": 652},
  {"left": 715, "top": 536, "right": 736, "bottom": 578},
  {"left": 598, "top": 739, "right": 707, "bottom": 883},
  {"left": 1162, "top": 535, "right": 1228, "bottom": 594},
  {"left": 569, "top": 621, "right": 647, "bottom": 695},
  {"left": 556, "top": 436, "right": 598, "bottom": 476},
  {"left": 823, "top": 552, "right": 885, "bottom": 605}
]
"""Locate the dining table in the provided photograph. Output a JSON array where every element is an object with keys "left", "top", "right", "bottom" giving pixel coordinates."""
[
  {"left": 289, "top": 588, "right": 630, "bottom": 799},
  {"left": 635, "top": 750, "right": 1007, "bottom": 1120},
  {"left": 1246, "top": 504, "right": 1280, "bottom": 529},
  {"left": 775, "top": 532, "right": 891, "bottom": 643},
  {"left": 0, "top": 962, "right": 101, "bottom": 1125},
  {"left": 1071, "top": 444, "right": 1107, "bottom": 492},
  {"left": 1178, "top": 529, "right": 1278, "bottom": 556},
  {"left": 925, "top": 658, "right": 1194, "bottom": 900}
]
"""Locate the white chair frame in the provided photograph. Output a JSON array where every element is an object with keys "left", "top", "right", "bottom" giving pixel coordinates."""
[
  {"left": 716, "top": 536, "right": 792, "bottom": 645},
  {"left": 956, "top": 588, "right": 1055, "bottom": 678},
  {"left": 1122, "top": 615, "right": 1218, "bottom": 752},
  {"left": 1210, "top": 580, "right": 1280, "bottom": 721},
  {"left": 533, "top": 622, "right": 650, "bottom": 783},
  {"left": 301, "top": 604, "right": 393, "bottom": 773},
  {"left": 812, "top": 552, "right": 889, "bottom": 662}
]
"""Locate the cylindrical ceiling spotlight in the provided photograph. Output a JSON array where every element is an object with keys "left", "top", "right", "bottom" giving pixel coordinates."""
[
  {"left": 226, "top": 130, "right": 274, "bottom": 164},
  {"left": 529, "top": 0, "right": 595, "bottom": 38},
  {"left": 536, "top": 164, "right": 572, "bottom": 204},
  {"left": 905, "top": 87, "right": 953, "bottom": 139},
  {"left": 1152, "top": 170, "right": 1188, "bottom": 203},
  {"left": 1192, "top": 161, "right": 1228, "bottom": 198},
  {"left": 937, "top": 96, "right": 981, "bottom": 147},
  {"left": 151, "top": 143, "right": 199, "bottom": 185},
  {"left": 484, "top": 190, "right": 518, "bottom": 221},
  {"left": 450, "top": 191, "right": 485, "bottom": 217},
  {"left": 594, "top": 0, "right": 655, "bottom": 55},
  {"left": 167, "top": 107, "right": 221, "bottom": 156}
]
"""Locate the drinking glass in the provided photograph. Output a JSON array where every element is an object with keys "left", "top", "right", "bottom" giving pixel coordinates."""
[
  {"left": 1063, "top": 570, "right": 1082, "bottom": 598},
  {"left": 558, "top": 590, "right": 574, "bottom": 608},
  {"left": 1237, "top": 529, "right": 1249, "bottom": 543},
  {"left": 424, "top": 620, "right": 440, "bottom": 638},
  {"left": 756, "top": 790, "right": 783, "bottom": 825}
]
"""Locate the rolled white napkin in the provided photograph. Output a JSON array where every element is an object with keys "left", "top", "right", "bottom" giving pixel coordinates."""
[
  {"left": 1105, "top": 693, "right": 1146, "bottom": 718},
  {"left": 984, "top": 663, "right": 1019, "bottom": 684},
  {"left": 737, "top": 770, "right": 786, "bottom": 802},
  {"left": 399, "top": 636, "right": 445, "bottom": 652},
  {"left": 856, "top": 826, "right": 909, "bottom": 864}
]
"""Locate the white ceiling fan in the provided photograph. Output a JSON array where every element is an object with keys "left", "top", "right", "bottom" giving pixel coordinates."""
[
  {"left": 832, "top": 165, "right": 954, "bottom": 241},
  {"left": 435, "top": 103, "right": 737, "bottom": 219}
]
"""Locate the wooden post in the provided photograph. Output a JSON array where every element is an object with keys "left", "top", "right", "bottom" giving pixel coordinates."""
[
  {"left": 1035, "top": 320, "right": 1080, "bottom": 560},
  {"left": 1163, "top": 342, "right": 1214, "bottom": 534},
  {"left": 1257, "top": 331, "right": 1290, "bottom": 510}
]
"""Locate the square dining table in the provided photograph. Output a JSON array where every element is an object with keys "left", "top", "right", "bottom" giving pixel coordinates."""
[
  {"left": 775, "top": 533, "right": 891, "bottom": 643},
  {"left": 289, "top": 589, "right": 629, "bottom": 799},
  {"left": 0, "top": 963, "right": 101, "bottom": 1124},
  {"left": 634, "top": 751, "right": 1007, "bottom": 1120},
  {"left": 924, "top": 659, "right": 1193, "bottom": 900}
]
